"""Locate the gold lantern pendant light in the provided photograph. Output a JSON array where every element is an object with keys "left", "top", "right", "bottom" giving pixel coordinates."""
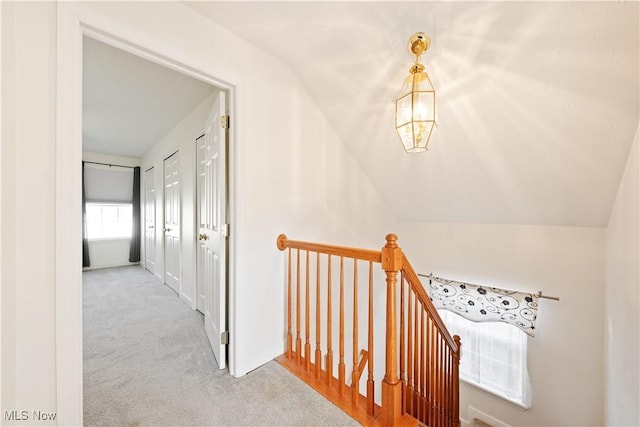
[{"left": 395, "top": 33, "right": 436, "bottom": 153}]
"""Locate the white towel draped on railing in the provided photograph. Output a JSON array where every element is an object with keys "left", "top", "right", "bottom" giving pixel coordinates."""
[{"left": 425, "top": 274, "right": 539, "bottom": 337}]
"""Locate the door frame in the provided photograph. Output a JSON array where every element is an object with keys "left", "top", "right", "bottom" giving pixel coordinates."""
[{"left": 55, "top": 4, "right": 237, "bottom": 424}]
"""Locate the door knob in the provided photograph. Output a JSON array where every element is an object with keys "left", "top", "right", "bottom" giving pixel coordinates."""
[
  {"left": 165, "top": 227, "right": 172, "bottom": 232},
  {"left": 199, "top": 233, "right": 209, "bottom": 241}
]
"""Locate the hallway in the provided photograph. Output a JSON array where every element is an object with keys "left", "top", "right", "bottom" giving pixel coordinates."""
[{"left": 83, "top": 266, "right": 359, "bottom": 426}]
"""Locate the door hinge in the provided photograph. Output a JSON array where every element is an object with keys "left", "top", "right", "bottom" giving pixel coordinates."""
[
  {"left": 222, "top": 223, "right": 230, "bottom": 238},
  {"left": 221, "top": 331, "right": 229, "bottom": 345},
  {"left": 221, "top": 115, "right": 230, "bottom": 129}
]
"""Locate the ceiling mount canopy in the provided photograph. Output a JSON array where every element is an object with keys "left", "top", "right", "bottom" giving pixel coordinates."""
[{"left": 395, "top": 32, "right": 437, "bottom": 153}]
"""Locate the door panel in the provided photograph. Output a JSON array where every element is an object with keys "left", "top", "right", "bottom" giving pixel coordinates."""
[
  {"left": 196, "top": 135, "right": 206, "bottom": 312},
  {"left": 144, "top": 167, "right": 155, "bottom": 273},
  {"left": 164, "top": 152, "right": 180, "bottom": 293},
  {"left": 198, "top": 92, "right": 227, "bottom": 369}
]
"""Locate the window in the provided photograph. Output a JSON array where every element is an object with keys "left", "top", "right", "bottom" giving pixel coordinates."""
[
  {"left": 86, "top": 203, "right": 133, "bottom": 239},
  {"left": 439, "top": 310, "right": 531, "bottom": 408}
]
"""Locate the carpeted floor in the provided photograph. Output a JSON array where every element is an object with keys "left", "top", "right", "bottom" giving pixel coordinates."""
[{"left": 83, "top": 265, "right": 360, "bottom": 426}]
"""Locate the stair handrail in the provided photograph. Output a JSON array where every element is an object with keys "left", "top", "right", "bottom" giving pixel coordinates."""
[
  {"left": 401, "top": 254, "right": 460, "bottom": 352},
  {"left": 277, "top": 234, "right": 381, "bottom": 262}
]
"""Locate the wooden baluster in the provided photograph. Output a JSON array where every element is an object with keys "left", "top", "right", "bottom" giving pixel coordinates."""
[
  {"left": 305, "top": 251, "right": 311, "bottom": 371},
  {"left": 453, "top": 336, "right": 461, "bottom": 427},
  {"left": 326, "top": 255, "right": 333, "bottom": 386},
  {"left": 437, "top": 332, "right": 442, "bottom": 426},
  {"left": 414, "top": 293, "right": 420, "bottom": 419},
  {"left": 425, "top": 315, "right": 431, "bottom": 426},
  {"left": 339, "top": 256, "right": 345, "bottom": 395},
  {"left": 351, "top": 259, "right": 359, "bottom": 405},
  {"left": 435, "top": 330, "right": 439, "bottom": 427},
  {"left": 287, "top": 248, "right": 292, "bottom": 358},
  {"left": 429, "top": 316, "right": 435, "bottom": 427},
  {"left": 381, "top": 234, "right": 403, "bottom": 427},
  {"left": 446, "top": 338, "right": 450, "bottom": 426},
  {"left": 407, "top": 288, "right": 414, "bottom": 416},
  {"left": 418, "top": 304, "right": 430, "bottom": 420},
  {"left": 296, "top": 249, "right": 301, "bottom": 363},
  {"left": 367, "top": 261, "right": 375, "bottom": 416},
  {"left": 444, "top": 341, "right": 449, "bottom": 426},
  {"left": 440, "top": 333, "right": 444, "bottom": 426},
  {"left": 421, "top": 307, "right": 433, "bottom": 425},
  {"left": 413, "top": 298, "right": 424, "bottom": 421},
  {"left": 446, "top": 344, "right": 453, "bottom": 425},
  {"left": 399, "top": 272, "right": 405, "bottom": 413},
  {"left": 315, "top": 252, "right": 321, "bottom": 379},
  {"left": 443, "top": 337, "right": 447, "bottom": 426},
  {"left": 440, "top": 331, "right": 447, "bottom": 426}
]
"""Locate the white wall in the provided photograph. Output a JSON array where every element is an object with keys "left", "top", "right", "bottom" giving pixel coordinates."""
[
  {"left": 140, "top": 91, "right": 217, "bottom": 307},
  {"left": 83, "top": 151, "right": 139, "bottom": 168},
  {"left": 604, "top": 126, "right": 640, "bottom": 426},
  {"left": 1, "top": 1, "right": 396, "bottom": 421},
  {"left": 1, "top": 0, "right": 14, "bottom": 414},
  {"left": 79, "top": 1, "right": 398, "bottom": 377},
  {"left": 82, "top": 151, "right": 140, "bottom": 271},
  {"left": 84, "top": 240, "right": 135, "bottom": 271},
  {"left": 1, "top": 2, "right": 57, "bottom": 422},
  {"left": 398, "top": 222, "right": 605, "bottom": 426}
]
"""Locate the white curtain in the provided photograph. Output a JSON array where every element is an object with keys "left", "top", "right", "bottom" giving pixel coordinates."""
[{"left": 439, "top": 310, "right": 531, "bottom": 407}]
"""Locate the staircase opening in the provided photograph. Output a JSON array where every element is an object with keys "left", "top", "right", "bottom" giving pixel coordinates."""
[{"left": 276, "top": 233, "right": 461, "bottom": 427}]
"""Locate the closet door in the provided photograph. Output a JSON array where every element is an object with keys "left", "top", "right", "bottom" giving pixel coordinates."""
[
  {"left": 196, "top": 135, "right": 206, "bottom": 313},
  {"left": 144, "top": 167, "right": 155, "bottom": 273},
  {"left": 163, "top": 152, "right": 180, "bottom": 293}
]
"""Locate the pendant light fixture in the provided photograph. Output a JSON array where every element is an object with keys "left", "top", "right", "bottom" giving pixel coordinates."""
[{"left": 395, "top": 32, "right": 437, "bottom": 153}]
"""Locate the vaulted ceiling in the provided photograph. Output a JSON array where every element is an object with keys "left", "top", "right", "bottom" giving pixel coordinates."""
[
  {"left": 83, "top": 37, "right": 215, "bottom": 158},
  {"left": 186, "top": 1, "right": 639, "bottom": 227}
]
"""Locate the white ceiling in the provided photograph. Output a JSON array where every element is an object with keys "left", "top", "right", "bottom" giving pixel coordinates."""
[
  {"left": 83, "top": 37, "right": 216, "bottom": 158},
  {"left": 186, "top": 1, "right": 639, "bottom": 227}
]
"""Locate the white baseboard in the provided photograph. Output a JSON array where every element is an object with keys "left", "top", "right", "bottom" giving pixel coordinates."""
[
  {"left": 180, "top": 292, "right": 194, "bottom": 309},
  {"left": 466, "top": 406, "right": 512, "bottom": 427},
  {"left": 83, "top": 262, "right": 139, "bottom": 271}
]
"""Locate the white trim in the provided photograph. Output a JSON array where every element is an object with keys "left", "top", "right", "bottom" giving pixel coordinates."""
[
  {"left": 227, "top": 83, "right": 239, "bottom": 377},
  {"left": 467, "top": 406, "right": 514, "bottom": 427},
  {"left": 0, "top": 0, "right": 4, "bottom": 414},
  {"left": 55, "top": 4, "right": 239, "bottom": 424},
  {"left": 56, "top": 5, "right": 84, "bottom": 425},
  {"left": 82, "top": 262, "right": 139, "bottom": 272},
  {"left": 180, "top": 293, "right": 195, "bottom": 309},
  {"left": 461, "top": 377, "right": 530, "bottom": 410}
]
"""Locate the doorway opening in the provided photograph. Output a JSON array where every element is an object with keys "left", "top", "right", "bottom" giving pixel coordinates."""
[{"left": 57, "top": 8, "right": 237, "bottom": 422}]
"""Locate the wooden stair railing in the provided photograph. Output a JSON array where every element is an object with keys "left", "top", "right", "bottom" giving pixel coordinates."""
[
  {"left": 276, "top": 233, "right": 461, "bottom": 427},
  {"left": 399, "top": 255, "right": 461, "bottom": 427}
]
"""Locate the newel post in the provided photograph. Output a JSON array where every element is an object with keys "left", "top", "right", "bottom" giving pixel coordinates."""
[{"left": 381, "top": 234, "right": 403, "bottom": 426}]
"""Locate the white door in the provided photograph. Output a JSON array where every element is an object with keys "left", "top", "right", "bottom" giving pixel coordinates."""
[
  {"left": 144, "top": 167, "right": 156, "bottom": 273},
  {"left": 196, "top": 135, "right": 206, "bottom": 313},
  {"left": 198, "top": 92, "right": 228, "bottom": 369},
  {"left": 164, "top": 152, "right": 180, "bottom": 294}
]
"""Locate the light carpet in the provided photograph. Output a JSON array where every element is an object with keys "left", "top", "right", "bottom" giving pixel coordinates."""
[{"left": 83, "top": 265, "right": 360, "bottom": 427}]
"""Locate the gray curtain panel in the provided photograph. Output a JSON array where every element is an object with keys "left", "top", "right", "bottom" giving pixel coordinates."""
[
  {"left": 82, "top": 161, "right": 91, "bottom": 268},
  {"left": 129, "top": 166, "right": 141, "bottom": 263}
]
